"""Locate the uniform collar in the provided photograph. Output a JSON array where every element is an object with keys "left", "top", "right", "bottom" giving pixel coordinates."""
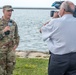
[{"left": 1, "top": 16, "right": 10, "bottom": 22}]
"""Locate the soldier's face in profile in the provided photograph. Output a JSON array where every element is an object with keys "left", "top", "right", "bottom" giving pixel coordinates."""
[{"left": 3, "top": 9, "right": 12, "bottom": 19}]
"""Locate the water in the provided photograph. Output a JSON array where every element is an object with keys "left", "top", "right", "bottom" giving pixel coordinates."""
[{"left": 0, "top": 9, "right": 51, "bottom": 52}]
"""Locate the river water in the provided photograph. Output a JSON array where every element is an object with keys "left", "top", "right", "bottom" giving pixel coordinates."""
[{"left": 0, "top": 9, "right": 51, "bottom": 52}]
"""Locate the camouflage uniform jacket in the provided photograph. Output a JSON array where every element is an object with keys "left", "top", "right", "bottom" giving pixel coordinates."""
[{"left": 0, "top": 18, "right": 19, "bottom": 48}]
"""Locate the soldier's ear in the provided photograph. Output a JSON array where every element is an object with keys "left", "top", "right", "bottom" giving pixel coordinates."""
[
  {"left": 3, "top": 9, "right": 5, "bottom": 13},
  {"left": 3, "top": 10, "right": 4, "bottom": 13}
]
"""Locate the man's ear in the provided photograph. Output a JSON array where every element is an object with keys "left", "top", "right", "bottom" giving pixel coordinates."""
[
  {"left": 61, "top": 8, "right": 65, "bottom": 16},
  {"left": 3, "top": 9, "right": 4, "bottom": 13}
]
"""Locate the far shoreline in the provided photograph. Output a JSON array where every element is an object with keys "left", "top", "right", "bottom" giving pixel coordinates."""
[{"left": 0, "top": 7, "right": 55, "bottom": 10}]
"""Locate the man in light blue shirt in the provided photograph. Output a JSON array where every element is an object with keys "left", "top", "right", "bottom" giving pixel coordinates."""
[{"left": 41, "top": 1, "right": 76, "bottom": 75}]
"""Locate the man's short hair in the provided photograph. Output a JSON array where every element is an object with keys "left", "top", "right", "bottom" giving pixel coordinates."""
[{"left": 61, "top": 1, "right": 75, "bottom": 13}]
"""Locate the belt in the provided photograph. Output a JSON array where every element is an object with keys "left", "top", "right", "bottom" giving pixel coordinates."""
[{"left": 49, "top": 51, "right": 51, "bottom": 54}]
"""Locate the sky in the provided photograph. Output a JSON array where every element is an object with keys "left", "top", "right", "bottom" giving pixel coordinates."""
[{"left": 0, "top": 0, "right": 76, "bottom": 8}]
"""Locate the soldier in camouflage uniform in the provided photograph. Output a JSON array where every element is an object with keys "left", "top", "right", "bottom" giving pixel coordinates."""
[{"left": 0, "top": 5, "right": 19, "bottom": 75}]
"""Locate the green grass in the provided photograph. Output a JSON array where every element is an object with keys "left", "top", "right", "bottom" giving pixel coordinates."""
[{"left": 13, "top": 58, "right": 48, "bottom": 75}]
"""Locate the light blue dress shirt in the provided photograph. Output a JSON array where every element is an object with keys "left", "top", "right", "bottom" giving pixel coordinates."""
[{"left": 41, "top": 14, "right": 76, "bottom": 55}]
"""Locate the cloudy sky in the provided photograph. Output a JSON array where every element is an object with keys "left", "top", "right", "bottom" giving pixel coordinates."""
[{"left": 0, "top": 0, "right": 76, "bottom": 8}]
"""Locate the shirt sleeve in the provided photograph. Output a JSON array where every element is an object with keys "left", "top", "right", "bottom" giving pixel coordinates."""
[
  {"left": 14, "top": 22, "right": 20, "bottom": 47},
  {"left": 0, "top": 19, "right": 5, "bottom": 40},
  {"left": 41, "top": 20, "right": 55, "bottom": 41}
]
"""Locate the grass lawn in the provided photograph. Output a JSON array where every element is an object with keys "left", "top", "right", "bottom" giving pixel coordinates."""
[{"left": 13, "top": 58, "right": 49, "bottom": 75}]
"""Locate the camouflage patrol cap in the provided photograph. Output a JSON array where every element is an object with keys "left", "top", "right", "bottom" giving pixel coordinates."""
[{"left": 3, "top": 5, "right": 14, "bottom": 11}]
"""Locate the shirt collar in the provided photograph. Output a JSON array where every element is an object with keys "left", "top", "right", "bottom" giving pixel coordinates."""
[{"left": 62, "top": 14, "right": 73, "bottom": 18}]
